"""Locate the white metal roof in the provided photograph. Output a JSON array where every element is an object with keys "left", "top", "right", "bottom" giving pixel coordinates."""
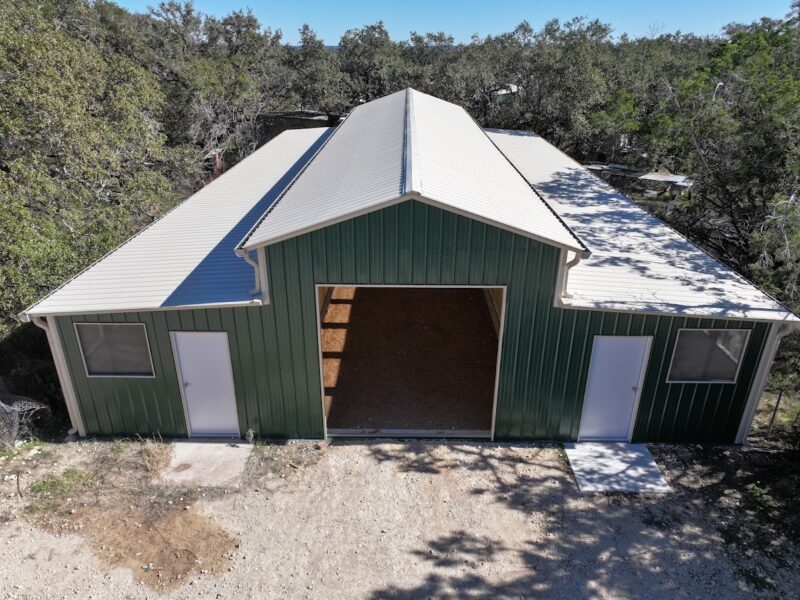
[
  {"left": 241, "top": 90, "right": 408, "bottom": 248},
  {"left": 241, "top": 88, "right": 586, "bottom": 253},
  {"left": 487, "top": 129, "right": 798, "bottom": 322},
  {"left": 21, "top": 90, "right": 795, "bottom": 323},
  {"left": 22, "top": 128, "right": 332, "bottom": 318},
  {"left": 408, "top": 90, "right": 585, "bottom": 252}
]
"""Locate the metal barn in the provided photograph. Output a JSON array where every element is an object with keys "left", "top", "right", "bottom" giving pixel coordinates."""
[{"left": 20, "top": 89, "right": 798, "bottom": 443}]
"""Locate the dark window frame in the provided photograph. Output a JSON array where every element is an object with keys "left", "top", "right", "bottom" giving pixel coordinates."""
[
  {"left": 74, "top": 322, "right": 156, "bottom": 378},
  {"left": 666, "top": 328, "right": 751, "bottom": 384}
]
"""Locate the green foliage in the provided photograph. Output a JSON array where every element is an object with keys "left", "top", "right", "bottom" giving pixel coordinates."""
[
  {"left": 290, "top": 25, "right": 347, "bottom": 112},
  {"left": 1, "top": 0, "right": 799, "bottom": 414},
  {"left": 0, "top": 439, "right": 43, "bottom": 460},
  {"left": 639, "top": 12, "right": 800, "bottom": 391},
  {"left": 27, "top": 467, "right": 91, "bottom": 513},
  {"left": 0, "top": 0, "right": 191, "bottom": 336}
]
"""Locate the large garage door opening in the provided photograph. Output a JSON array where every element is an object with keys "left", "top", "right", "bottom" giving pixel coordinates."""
[{"left": 318, "top": 286, "right": 504, "bottom": 438}]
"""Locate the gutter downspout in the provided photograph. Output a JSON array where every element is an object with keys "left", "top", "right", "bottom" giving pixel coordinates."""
[
  {"left": 735, "top": 321, "right": 797, "bottom": 444},
  {"left": 30, "top": 316, "right": 86, "bottom": 437},
  {"left": 560, "top": 249, "right": 587, "bottom": 300},
  {"left": 235, "top": 247, "right": 265, "bottom": 300},
  {"left": 256, "top": 246, "right": 270, "bottom": 303}
]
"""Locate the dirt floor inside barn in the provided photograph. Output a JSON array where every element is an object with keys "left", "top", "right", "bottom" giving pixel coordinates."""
[
  {"left": 321, "top": 286, "right": 499, "bottom": 431},
  {"left": 2, "top": 409, "right": 800, "bottom": 599}
]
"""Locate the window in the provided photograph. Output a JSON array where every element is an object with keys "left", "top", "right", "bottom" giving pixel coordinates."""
[
  {"left": 75, "top": 323, "right": 154, "bottom": 377},
  {"left": 667, "top": 329, "right": 750, "bottom": 383}
]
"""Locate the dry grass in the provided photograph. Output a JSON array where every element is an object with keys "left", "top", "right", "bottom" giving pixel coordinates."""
[
  {"left": 20, "top": 438, "right": 238, "bottom": 591},
  {"left": 751, "top": 391, "right": 799, "bottom": 435},
  {"left": 26, "top": 467, "right": 91, "bottom": 513},
  {"left": 138, "top": 438, "right": 171, "bottom": 474},
  {"left": 653, "top": 442, "right": 800, "bottom": 591},
  {"left": 244, "top": 440, "right": 324, "bottom": 486}
]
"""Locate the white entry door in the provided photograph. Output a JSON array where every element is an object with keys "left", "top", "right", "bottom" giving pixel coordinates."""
[
  {"left": 578, "top": 336, "right": 651, "bottom": 441},
  {"left": 171, "top": 332, "right": 240, "bottom": 437}
]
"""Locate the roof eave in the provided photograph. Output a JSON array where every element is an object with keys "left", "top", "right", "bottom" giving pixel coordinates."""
[
  {"left": 20, "top": 297, "right": 267, "bottom": 321},
  {"left": 557, "top": 295, "right": 800, "bottom": 324}
]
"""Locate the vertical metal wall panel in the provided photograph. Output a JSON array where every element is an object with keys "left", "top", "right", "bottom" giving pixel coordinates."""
[
  {"left": 54, "top": 295, "right": 327, "bottom": 438},
  {"left": 54, "top": 199, "right": 771, "bottom": 442}
]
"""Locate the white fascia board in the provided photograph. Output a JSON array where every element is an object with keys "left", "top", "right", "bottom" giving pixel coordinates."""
[
  {"left": 242, "top": 190, "right": 586, "bottom": 255},
  {"left": 23, "top": 298, "right": 265, "bottom": 319}
]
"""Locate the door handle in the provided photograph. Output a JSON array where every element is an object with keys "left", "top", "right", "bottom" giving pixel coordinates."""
[{"left": 184, "top": 381, "right": 190, "bottom": 387}]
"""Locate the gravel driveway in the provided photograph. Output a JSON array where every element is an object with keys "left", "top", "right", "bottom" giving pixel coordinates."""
[{"left": 1, "top": 440, "right": 795, "bottom": 598}]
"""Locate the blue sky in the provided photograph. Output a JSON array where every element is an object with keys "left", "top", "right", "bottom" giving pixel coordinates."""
[{"left": 115, "top": 0, "right": 793, "bottom": 44}]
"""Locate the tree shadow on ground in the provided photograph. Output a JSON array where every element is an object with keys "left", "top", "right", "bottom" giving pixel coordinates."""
[{"left": 363, "top": 440, "right": 797, "bottom": 598}]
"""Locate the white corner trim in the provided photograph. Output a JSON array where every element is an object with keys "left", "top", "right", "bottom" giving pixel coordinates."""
[
  {"left": 31, "top": 316, "right": 86, "bottom": 436},
  {"left": 562, "top": 250, "right": 582, "bottom": 299},
  {"left": 257, "top": 246, "right": 271, "bottom": 304},
  {"left": 735, "top": 322, "right": 796, "bottom": 444},
  {"left": 553, "top": 248, "right": 568, "bottom": 308}
]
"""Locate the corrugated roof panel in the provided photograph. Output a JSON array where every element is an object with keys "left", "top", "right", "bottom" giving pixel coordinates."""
[
  {"left": 26, "top": 90, "right": 789, "bottom": 322},
  {"left": 487, "top": 129, "right": 798, "bottom": 322},
  {"left": 24, "top": 128, "right": 332, "bottom": 317},
  {"left": 409, "top": 90, "right": 585, "bottom": 252},
  {"left": 243, "top": 89, "right": 584, "bottom": 253},
  {"left": 242, "top": 90, "right": 408, "bottom": 248}
]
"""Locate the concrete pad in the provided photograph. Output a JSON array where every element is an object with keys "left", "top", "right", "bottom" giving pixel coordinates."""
[
  {"left": 162, "top": 441, "right": 252, "bottom": 487},
  {"left": 563, "top": 443, "right": 671, "bottom": 493}
]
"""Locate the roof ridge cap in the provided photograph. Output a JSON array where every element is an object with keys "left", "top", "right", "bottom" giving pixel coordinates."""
[{"left": 403, "top": 89, "right": 421, "bottom": 195}]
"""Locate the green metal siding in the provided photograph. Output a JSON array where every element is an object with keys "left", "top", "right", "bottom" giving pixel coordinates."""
[
  {"left": 54, "top": 305, "right": 324, "bottom": 438},
  {"left": 54, "top": 200, "right": 770, "bottom": 442}
]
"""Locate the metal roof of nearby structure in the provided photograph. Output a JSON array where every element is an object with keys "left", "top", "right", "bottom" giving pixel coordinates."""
[
  {"left": 240, "top": 89, "right": 408, "bottom": 248},
  {"left": 240, "top": 88, "right": 587, "bottom": 254},
  {"left": 22, "top": 128, "right": 332, "bottom": 318},
  {"left": 487, "top": 129, "right": 798, "bottom": 322},
  {"left": 20, "top": 90, "right": 796, "bottom": 323}
]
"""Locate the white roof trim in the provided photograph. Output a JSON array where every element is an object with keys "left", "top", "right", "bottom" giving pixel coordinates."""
[
  {"left": 24, "top": 298, "right": 266, "bottom": 320},
  {"left": 21, "top": 128, "right": 332, "bottom": 319},
  {"left": 404, "top": 88, "right": 421, "bottom": 194},
  {"left": 488, "top": 129, "right": 798, "bottom": 323},
  {"left": 240, "top": 88, "right": 586, "bottom": 254}
]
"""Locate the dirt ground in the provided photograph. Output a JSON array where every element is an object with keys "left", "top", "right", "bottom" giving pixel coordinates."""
[
  {"left": 0, "top": 438, "right": 238, "bottom": 592},
  {"left": 322, "top": 287, "right": 498, "bottom": 431},
  {"left": 1, "top": 435, "right": 799, "bottom": 599}
]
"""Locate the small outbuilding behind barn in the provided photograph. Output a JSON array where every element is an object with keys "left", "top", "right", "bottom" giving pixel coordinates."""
[{"left": 20, "top": 89, "right": 798, "bottom": 444}]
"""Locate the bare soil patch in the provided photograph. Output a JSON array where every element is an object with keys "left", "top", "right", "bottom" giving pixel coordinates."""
[
  {"left": 3, "top": 438, "right": 238, "bottom": 591},
  {"left": 322, "top": 286, "right": 498, "bottom": 430},
  {"left": 2, "top": 436, "right": 799, "bottom": 598},
  {"left": 67, "top": 504, "right": 236, "bottom": 589}
]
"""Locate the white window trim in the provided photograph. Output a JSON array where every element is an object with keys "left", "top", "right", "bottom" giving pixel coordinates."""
[
  {"left": 666, "top": 328, "right": 752, "bottom": 384},
  {"left": 74, "top": 322, "right": 156, "bottom": 379}
]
